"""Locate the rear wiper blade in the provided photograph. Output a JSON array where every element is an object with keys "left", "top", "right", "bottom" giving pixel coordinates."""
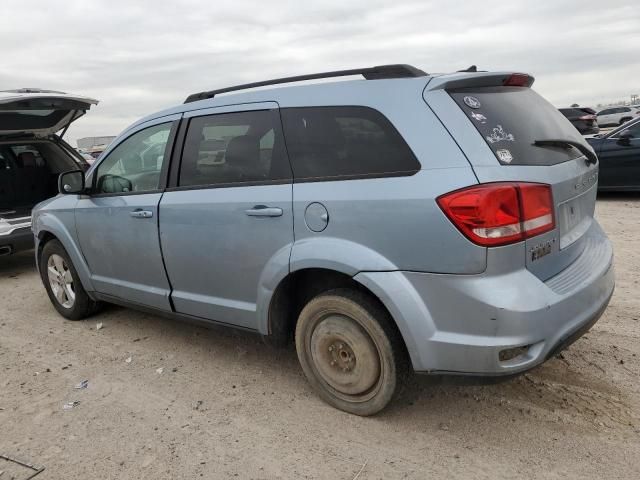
[{"left": 532, "top": 139, "right": 598, "bottom": 165}]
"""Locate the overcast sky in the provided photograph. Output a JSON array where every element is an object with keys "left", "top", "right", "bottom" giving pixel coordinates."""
[{"left": 2, "top": 0, "right": 639, "bottom": 146}]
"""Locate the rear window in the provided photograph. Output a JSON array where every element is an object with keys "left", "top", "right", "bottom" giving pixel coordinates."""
[
  {"left": 560, "top": 108, "right": 592, "bottom": 118},
  {"left": 10, "top": 145, "right": 46, "bottom": 167},
  {"left": 0, "top": 110, "right": 68, "bottom": 131},
  {"left": 280, "top": 106, "right": 420, "bottom": 180},
  {"left": 450, "top": 87, "right": 587, "bottom": 166}
]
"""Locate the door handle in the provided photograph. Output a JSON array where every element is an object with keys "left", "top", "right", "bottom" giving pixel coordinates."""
[
  {"left": 245, "top": 205, "right": 283, "bottom": 217},
  {"left": 130, "top": 209, "right": 153, "bottom": 218}
]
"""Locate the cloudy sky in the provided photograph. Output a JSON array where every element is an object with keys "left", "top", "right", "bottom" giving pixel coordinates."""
[{"left": 2, "top": 0, "right": 638, "bottom": 146}]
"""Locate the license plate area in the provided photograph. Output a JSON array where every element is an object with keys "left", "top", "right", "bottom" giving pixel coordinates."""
[{"left": 557, "top": 186, "right": 595, "bottom": 249}]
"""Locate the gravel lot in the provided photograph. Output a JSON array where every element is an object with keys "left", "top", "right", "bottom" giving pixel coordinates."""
[{"left": 1, "top": 194, "right": 638, "bottom": 479}]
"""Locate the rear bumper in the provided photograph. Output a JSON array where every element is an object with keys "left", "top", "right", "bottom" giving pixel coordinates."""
[
  {"left": 0, "top": 227, "right": 34, "bottom": 254},
  {"left": 355, "top": 221, "right": 615, "bottom": 374}
]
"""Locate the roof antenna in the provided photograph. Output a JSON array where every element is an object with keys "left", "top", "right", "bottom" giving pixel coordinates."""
[{"left": 458, "top": 65, "right": 478, "bottom": 72}]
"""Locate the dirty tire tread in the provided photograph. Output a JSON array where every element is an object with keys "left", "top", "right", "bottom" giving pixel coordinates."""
[
  {"left": 295, "top": 288, "right": 408, "bottom": 416},
  {"left": 39, "top": 239, "right": 99, "bottom": 321}
]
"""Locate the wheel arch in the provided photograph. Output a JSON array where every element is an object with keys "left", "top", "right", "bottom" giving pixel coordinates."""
[
  {"left": 34, "top": 217, "right": 95, "bottom": 294},
  {"left": 264, "top": 267, "right": 413, "bottom": 368}
]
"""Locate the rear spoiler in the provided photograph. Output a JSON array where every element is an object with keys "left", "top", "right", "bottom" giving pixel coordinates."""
[{"left": 425, "top": 72, "right": 534, "bottom": 91}]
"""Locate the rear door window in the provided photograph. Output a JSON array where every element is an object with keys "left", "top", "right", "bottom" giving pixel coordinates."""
[
  {"left": 179, "top": 109, "right": 291, "bottom": 187},
  {"left": 449, "top": 87, "right": 587, "bottom": 166},
  {"left": 280, "top": 106, "right": 420, "bottom": 180}
]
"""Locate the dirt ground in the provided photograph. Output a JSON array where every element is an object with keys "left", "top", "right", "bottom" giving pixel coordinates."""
[{"left": 1, "top": 194, "right": 638, "bottom": 479}]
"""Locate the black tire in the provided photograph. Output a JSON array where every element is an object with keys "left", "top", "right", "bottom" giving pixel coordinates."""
[
  {"left": 295, "top": 288, "right": 408, "bottom": 416},
  {"left": 39, "top": 239, "right": 99, "bottom": 320},
  {"left": 619, "top": 117, "right": 631, "bottom": 125}
]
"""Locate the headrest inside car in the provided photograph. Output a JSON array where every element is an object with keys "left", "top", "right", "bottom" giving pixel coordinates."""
[
  {"left": 225, "top": 135, "right": 259, "bottom": 167},
  {"left": 17, "top": 151, "right": 37, "bottom": 167}
]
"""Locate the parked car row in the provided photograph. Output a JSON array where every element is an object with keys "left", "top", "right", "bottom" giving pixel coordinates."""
[{"left": 559, "top": 105, "right": 640, "bottom": 135}]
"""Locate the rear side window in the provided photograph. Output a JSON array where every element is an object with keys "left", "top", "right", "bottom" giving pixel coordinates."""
[
  {"left": 450, "top": 87, "right": 587, "bottom": 166},
  {"left": 179, "top": 109, "right": 291, "bottom": 187},
  {"left": 280, "top": 106, "right": 419, "bottom": 180}
]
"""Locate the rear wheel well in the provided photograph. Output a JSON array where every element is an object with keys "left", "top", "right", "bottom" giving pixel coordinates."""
[{"left": 267, "top": 268, "right": 405, "bottom": 352}]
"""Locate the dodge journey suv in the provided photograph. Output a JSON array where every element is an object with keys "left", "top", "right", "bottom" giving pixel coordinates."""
[{"left": 33, "top": 65, "right": 615, "bottom": 415}]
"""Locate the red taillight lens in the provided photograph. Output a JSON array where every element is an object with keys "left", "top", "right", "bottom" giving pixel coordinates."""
[
  {"left": 437, "top": 183, "right": 555, "bottom": 247},
  {"left": 579, "top": 114, "right": 596, "bottom": 121},
  {"left": 503, "top": 73, "right": 531, "bottom": 87}
]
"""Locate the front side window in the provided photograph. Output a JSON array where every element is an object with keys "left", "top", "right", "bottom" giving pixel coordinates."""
[
  {"left": 95, "top": 122, "right": 172, "bottom": 194},
  {"left": 280, "top": 106, "right": 420, "bottom": 180},
  {"left": 179, "top": 109, "right": 290, "bottom": 187}
]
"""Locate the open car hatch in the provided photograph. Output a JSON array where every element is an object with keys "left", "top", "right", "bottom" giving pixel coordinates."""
[{"left": 0, "top": 89, "right": 98, "bottom": 138}]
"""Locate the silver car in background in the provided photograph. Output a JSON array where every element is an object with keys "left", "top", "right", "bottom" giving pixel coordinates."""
[{"left": 33, "top": 65, "right": 614, "bottom": 415}]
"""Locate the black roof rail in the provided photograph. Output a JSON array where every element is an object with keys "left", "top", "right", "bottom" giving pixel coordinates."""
[{"left": 184, "top": 64, "right": 427, "bottom": 104}]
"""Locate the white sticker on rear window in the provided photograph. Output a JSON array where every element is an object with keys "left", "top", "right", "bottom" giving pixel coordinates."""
[
  {"left": 485, "top": 125, "right": 515, "bottom": 144},
  {"left": 463, "top": 96, "right": 481, "bottom": 109},
  {"left": 496, "top": 149, "right": 513, "bottom": 164},
  {"left": 470, "top": 112, "right": 487, "bottom": 124}
]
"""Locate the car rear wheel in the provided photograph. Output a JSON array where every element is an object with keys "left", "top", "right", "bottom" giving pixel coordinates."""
[
  {"left": 295, "top": 288, "right": 407, "bottom": 416},
  {"left": 40, "top": 239, "right": 99, "bottom": 320}
]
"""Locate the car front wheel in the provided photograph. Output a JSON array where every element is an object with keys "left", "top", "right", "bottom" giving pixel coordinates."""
[
  {"left": 39, "top": 239, "right": 99, "bottom": 320},
  {"left": 295, "top": 288, "right": 407, "bottom": 416}
]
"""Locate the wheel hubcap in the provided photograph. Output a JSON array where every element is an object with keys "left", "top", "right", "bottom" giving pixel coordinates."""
[
  {"left": 310, "top": 314, "right": 381, "bottom": 396},
  {"left": 47, "top": 254, "right": 75, "bottom": 308}
]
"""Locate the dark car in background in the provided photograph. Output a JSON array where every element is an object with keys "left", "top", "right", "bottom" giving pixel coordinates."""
[
  {"left": 559, "top": 107, "right": 599, "bottom": 134},
  {"left": 588, "top": 117, "right": 640, "bottom": 191}
]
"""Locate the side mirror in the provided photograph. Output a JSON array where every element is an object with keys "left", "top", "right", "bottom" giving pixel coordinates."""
[
  {"left": 617, "top": 131, "right": 633, "bottom": 146},
  {"left": 58, "top": 170, "right": 85, "bottom": 194}
]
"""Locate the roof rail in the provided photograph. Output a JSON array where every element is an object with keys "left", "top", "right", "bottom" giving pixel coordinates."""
[{"left": 183, "top": 64, "right": 427, "bottom": 104}]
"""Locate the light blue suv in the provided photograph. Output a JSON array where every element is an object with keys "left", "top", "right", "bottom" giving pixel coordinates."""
[{"left": 33, "top": 65, "right": 615, "bottom": 415}]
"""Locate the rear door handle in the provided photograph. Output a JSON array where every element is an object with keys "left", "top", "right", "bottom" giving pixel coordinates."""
[
  {"left": 245, "top": 205, "right": 283, "bottom": 217},
  {"left": 130, "top": 209, "right": 153, "bottom": 218}
]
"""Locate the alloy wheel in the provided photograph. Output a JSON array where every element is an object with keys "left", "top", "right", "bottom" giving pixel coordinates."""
[{"left": 47, "top": 254, "right": 75, "bottom": 309}]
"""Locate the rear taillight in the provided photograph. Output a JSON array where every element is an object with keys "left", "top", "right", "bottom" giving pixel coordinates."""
[
  {"left": 437, "top": 183, "right": 555, "bottom": 247},
  {"left": 503, "top": 73, "right": 532, "bottom": 87},
  {"left": 579, "top": 114, "right": 596, "bottom": 121}
]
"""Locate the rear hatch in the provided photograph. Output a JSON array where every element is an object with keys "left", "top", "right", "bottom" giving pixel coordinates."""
[
  {"left": 0, "top": 89, "right": 98, "bottom": 138},
  {"left": 424, "top": 72, "right": 599, "bottom": 281}
]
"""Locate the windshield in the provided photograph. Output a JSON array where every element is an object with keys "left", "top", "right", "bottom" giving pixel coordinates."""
[{"left": 449, "top": 87, "right": 588, "bottom": 166}]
